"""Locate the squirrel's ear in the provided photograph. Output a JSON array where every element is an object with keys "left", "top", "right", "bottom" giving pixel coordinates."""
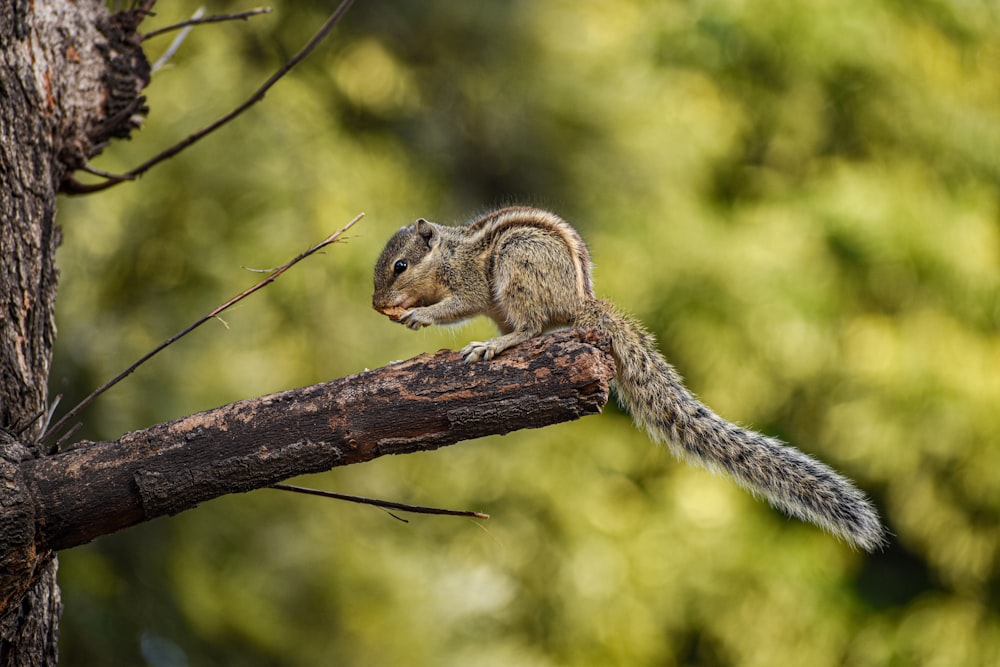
[{"left": 414, "top": 218, "right": 439, "bottom": 249}]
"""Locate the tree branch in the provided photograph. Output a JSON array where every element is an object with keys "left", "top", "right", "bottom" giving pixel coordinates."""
[
  {"left": 14, "top": 330, "right": 613, "bottom": 556},
  {"left": 269, "top": 483, "right": 490, "bottom": 521},
  {"left": 42, "top": 213, "right": 364, "bottom": 447},
  {"left": 63, "top": 0, "right": 356, "bottom": 194},
  {"left": 149, "top": 6, "right": 206, "bottom": 73},
  {"left": 143, "top": 7, "right": 273, "bottom": 41}
]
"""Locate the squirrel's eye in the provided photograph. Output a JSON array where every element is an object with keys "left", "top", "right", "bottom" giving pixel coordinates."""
[{"left": 393, "top": 259, "right": 408, "bottom": 275}]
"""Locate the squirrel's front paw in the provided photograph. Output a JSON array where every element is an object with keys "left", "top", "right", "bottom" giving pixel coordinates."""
[
  {"left": 398, "top": 308, "right": 434, "bottom": 330},
  {"left": 461, "top": 340, "right": 499, "bottom": 363}
]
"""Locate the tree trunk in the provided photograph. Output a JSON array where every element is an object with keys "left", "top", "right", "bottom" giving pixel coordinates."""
[{"left": 0, "top": 1, "right": 147, "bottom": 663}]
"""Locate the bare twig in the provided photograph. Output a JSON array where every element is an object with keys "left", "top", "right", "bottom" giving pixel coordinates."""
[
  {"left": 66, "top": 0, "right": 356, "bottom": 195},
  {"left": 42, "top": 212, "right": 364, "bottom": 448},
  {"left": 144, "top": 7, "right": 272, "bottom": 41},
  {"left": 270, "top": 483, "right": 491, "bottom": 521},
  {"left": 150, "top": 7, "right": 204, "bottom": 73},
  {"left": 12, "top": 409, "right": 44, "bottom": 438},
  {"left": 52, "top": 422, "right": 83, "bottom": 453},
  {"left": 39, "top": 395, "right": 62, "bottom": 436},
  {"left": 79, "top": 164, "right": 136, "bottom": 181},
  {"left": 10, "top": 395, "right": 60, "bottom": 438}
]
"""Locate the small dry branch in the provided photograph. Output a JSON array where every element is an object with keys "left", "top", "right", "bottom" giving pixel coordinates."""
[
  {"left": 63, "top": 0, "right": 356, "bottom": 194},
  {"left": 143, "top": 7, "right": 273, "bottom": 41},
  {"left": 270, "top": 483, "right": 490, "bottom": 521},
  {"left": 42, "top": 213, "right": 364, "bottom": 446}
]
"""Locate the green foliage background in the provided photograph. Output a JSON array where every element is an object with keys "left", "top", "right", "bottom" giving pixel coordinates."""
[{"left": 54, "top": 1, "right": 999, "bottom": 664}]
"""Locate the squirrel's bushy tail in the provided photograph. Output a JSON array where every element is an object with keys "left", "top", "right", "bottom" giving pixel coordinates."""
[{"left": 579, "top": 300, "right": 886, "bottom": 552}]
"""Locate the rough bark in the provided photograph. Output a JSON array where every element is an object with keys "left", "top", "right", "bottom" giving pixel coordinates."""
[
  {"left": 0, "top": 1, "right": 148, "bottom": 663},
  {"left": 23, "top": 329, "right": 613, "bottom": 553}
]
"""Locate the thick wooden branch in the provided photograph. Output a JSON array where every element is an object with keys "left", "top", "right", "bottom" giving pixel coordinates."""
[{"left": 17, "top": 330, "right": 613, "bottom": 555}]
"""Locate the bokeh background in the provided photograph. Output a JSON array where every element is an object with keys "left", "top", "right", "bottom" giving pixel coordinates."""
[{"left": 53, "top": 1, "right": 998, "bottom": 665}]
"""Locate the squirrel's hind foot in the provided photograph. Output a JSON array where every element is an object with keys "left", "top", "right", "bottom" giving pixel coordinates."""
[
  {"left": 461, "top": 339, "right": 501, "bottom": 362},
  {"left": 462, "top": 331, "right": 539, "bottom": 363}
]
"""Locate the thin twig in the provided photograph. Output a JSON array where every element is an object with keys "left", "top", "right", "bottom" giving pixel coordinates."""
[
  {"left": 40, "top": 394, "right": 62, "bottom": 436},
  {"left": 144, "top": 7, "right": 272, "bottom": 41},
  {"left": 11, "top": 394, "right": 61, "bottom": 438},
  {"left": 52, "top": 422, "right": 83, "bottom": 453},
  {"left": 79, "top": 164, "right": 137, "bottom": 181},
  {"left": 42, "top": 213, "right": 364, "bottom": 448},
  {"left": 270, "top": 483, "right": 491, "bottom": 521},
  {"left": 150, "top": 7, "right": 204, "bottom": 73},
  {"left": 66, "top": 0, "right": 357, "bottom": 195},
  {"left": 12, "top": 408, "right": 44, "bottom": 437}
]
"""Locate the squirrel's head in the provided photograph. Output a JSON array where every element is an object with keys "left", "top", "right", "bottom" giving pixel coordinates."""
[{"left": 372, "top": 218, "right": 448, "bottom": 320}]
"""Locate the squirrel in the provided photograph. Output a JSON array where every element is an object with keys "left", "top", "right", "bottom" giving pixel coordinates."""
[{"left": 372, "top": 205, "right": 886, "bottom": 551}]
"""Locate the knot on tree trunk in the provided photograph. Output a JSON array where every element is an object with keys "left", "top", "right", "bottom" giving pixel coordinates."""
[
  {"left": 54, "top": 6, "right": 150, "bottom": 178},
  {"left": 93, "top": 10, "right": 150, "bottom": 142}
]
